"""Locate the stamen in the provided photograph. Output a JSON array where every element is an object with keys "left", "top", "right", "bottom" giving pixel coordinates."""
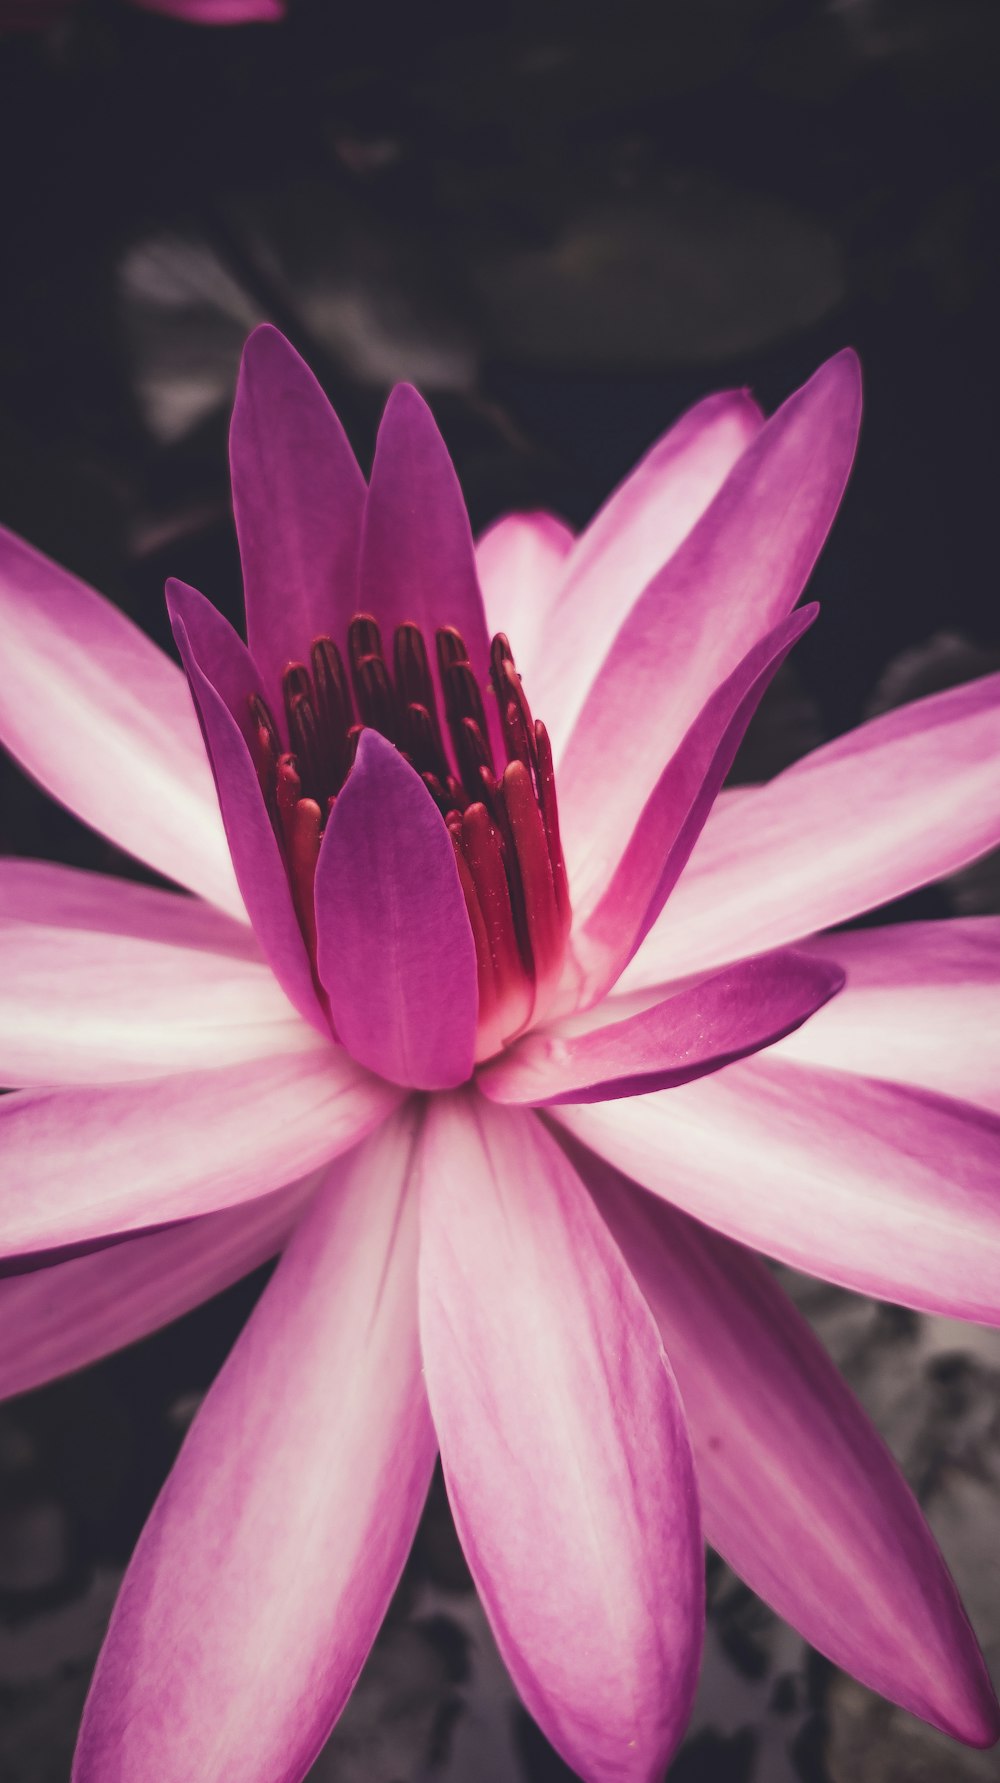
[{"left": 247, "top": 612, "right": 570, "bottom": 1061}]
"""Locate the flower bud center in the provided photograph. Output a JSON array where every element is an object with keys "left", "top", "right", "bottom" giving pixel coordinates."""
[{"left": 248, "top": 616, "right": 571, "bottom": 1054}]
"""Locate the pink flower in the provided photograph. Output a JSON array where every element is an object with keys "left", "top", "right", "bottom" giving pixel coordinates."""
[
  {"left": 0, "top": 326, "right": 998, "bottom": 1781},
  {"left": 0, "top": 0, "right": 281, "bottom": 30}
]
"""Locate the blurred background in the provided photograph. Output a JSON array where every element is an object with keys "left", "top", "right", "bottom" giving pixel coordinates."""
[{"left": 0, "top": 0, "right": 999, "bottom": 1776}]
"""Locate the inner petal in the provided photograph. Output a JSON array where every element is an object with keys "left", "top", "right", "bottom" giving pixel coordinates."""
[{"left": 247, "top": 616, "right": 572, "bottom": 1060}]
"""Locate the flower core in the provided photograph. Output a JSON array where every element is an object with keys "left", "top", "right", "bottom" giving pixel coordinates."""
[{"left": 248, "top": 617, "right": 571, "bottom": 1056}]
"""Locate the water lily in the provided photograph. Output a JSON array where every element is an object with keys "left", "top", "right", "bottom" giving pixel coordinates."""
[{"left": 0, "top": 325, "right": 998, "bottom": 1782}]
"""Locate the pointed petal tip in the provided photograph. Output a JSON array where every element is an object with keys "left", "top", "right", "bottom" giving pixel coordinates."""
[{"left": 239, "top": 320, "right": 294, "bottom": 365}]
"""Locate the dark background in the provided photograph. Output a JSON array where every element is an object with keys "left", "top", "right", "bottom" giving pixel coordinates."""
[{"left": 0, "top": 1, "right": 999, "bottom": 1777}]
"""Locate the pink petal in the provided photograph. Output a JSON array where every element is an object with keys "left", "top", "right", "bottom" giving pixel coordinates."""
[
  {"left": 168, "top": 580, "right": 326, "bottom": 1032},
  {"left": 478, "top": 949, "right": 842, "bottom": 1106},
  {"left": 576, "top": 605, "right": 816, "bottom": 988},
  {"left": 582, "top": 1150, "right": 999, "bottom": 1745},
  {"left": 0, "top": 1175, "right": 316, "bottom": 1401},
  {"left": 555, "top": 1057, "right": 1000, "bottom": 1323},
  {"left": 556, "top": 352, "right": 862, "bottom": 912},
  {"left": 74, "top": 1111, "right": 435, "bottom": 1783},
  {"left": 474, "top": 510, "right": 573, "bottom": 690},
  {"left": 230, "top": 326, "right": 365, "bottom": 712},
  {"left": 533, "top": 390, "right": 763, "bottom": 756},
  {"left": 418, "top": 1095, "right": 703, "bottom": 1782},
  {"left": 0, "top": 858, "right": 258, "bottom": 957},
  {"left": 772, "top": 918, "right": 1000, "bottom": 1112},
  {"left": 315, "top": 729, "right": 477, "bottom": 1089},
  {"left": 0, "top": 1049, "right": 400, "bottom": 1257},
  {"left": 0, "top": 525, "right": 242, "bottom": 918},
  {"left": 130, "top": 0, "right": 282, "bottom": 18},
  {"left": 628, "top": 672, "right": 1000, "bottom": 987},
  {"left": 0, "top": 907, "right": 315, "bottom": 1087},
  {"left": 358, "top": 384, "right": 501, "bottom": 761}
]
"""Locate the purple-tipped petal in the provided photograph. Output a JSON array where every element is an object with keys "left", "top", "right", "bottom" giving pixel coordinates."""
[
  {"left": 168, "top": 580, "right": 325, "bottom": 1032},
  {"left": 231, "top": 326, "right": 365, "bottom": 710},
  {"left": 628, "top": 672, "right": 1000, "bottom": 988},
  {"left": 0, "top": 906, "right": 315, "bottom": 1087},
  {"left": 477, "top": 949, "right": 842, "bottom": 1106},
  {"left": 0, "top": 858, "right": 258, "bottom": 957},
  {"left": 773, "top": 918, "right": 1000, "bottom": 1112},
  {"left": 0, "top": 1048, "right": 400, "bottom": 1257},
  {"left": 556, "top": 352, "right": 861, "bottom": 912},
  {"left": 358, "top": 384, "right": 500, "bottom": 759},
  {"left": 74, "top": 1112, "right": 435, "bottom": 1783},
  {"left": 475, "top": 511, "right": 573, "bottom": 691},
  {"left": 418, "top": 1095, "right": 703, "bottom": 1782},
  {"left": 533, "top": 390, "right": 763, "bottom": 754},
  {"left": 0, "top": 525, "right": 242, "bottom": 918},
  {"left": 555, "top": 1057, "right": 1000, "bottom": 1324},
  {"left": 0, "top": 1175, "right": 316, "bottom": 1402},
  {"left": 576, "top": 605, "right": 816, "bottom": 988},
  {"left": 580, "top": 1149, "right": 1000, "bottom": 1746},
  {"left": 315, "top": 729, "right": 477, "bottom": 1089}
]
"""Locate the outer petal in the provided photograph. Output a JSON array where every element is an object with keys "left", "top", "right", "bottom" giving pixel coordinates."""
[
  {"left": 581, "top": 1149, "right": 999, "bottom": 1746},
  {"left": 0, "top": 1048, "right": 400, "bottom": 1257},
  {"left": 418, "top": 1094, "right": 703, "bottom": 1783},
  {"left": 532, "top": 389, "right": 763, "bottom": 754},
  {"left": 315, "top": 729, "right": 477, "bottom": 1089},
  {"left": 477, "top": 949, "right": 842, "bottom": 1106},
  {"left": 358, "top": 384, "right": 501, "bottom": 761},
  {"left": 556, "top": 352, "right": 861, "bottom": 912},
  {"left": 0, "top": 525, "right": 242, "bottom": 918},
  {"left": 627, "top": 672, "right": 1000, "bottom": 987},
  {"left": 0, "top": 1175, "right": 316, "bottom": 1401},
  {"left": 474, "top": 511, "right": 573, "bottom": 691},
  {"left": 230, "top": 326, "right": 366, "bottom": 711},
  {"left": 74, "top": 1110, "right": 435, "bottom": 1783},
  {"left": 0, "top": 858, "right": 258, "bottom": 957},
  {"left": 0, "top": 914, "right": 316, "bottom": 1087},
  {"left": 554, "top": 1057, "right": 1000, "bottom": 1324},
  {"left": 168, "top": 581, "right": 325, "bottom": 1031},
  {"left": 772, "top": 918, "right": 1000, "bottom": 1112},
  {"left": 575, "top": 604, "right": 816, "bottom": 981}
]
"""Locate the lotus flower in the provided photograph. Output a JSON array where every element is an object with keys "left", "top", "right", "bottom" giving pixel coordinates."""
[{"left": 0, "top": 326, "right": 998, "bottom": 1782}]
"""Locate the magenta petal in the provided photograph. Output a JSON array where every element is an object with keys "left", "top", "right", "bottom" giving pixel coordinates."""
[
  {"left": 0, "top": 1049, "right": 400, "bottom": 1256},
  {"left": 533, "top": 388, "right": 763, "bottom": 754},
  {"left": 167, "top": 580, "right": 325, "bottom": 1032},
  {"left": 74, "top": 1112, "right": 435, "bottom": 1783},
  {"left": 774, "top": 918, "right": 1000, "bottom": 1113},
  {"left": 418, "top": 1095, "right": 703, "bottom": 1782},
  {"left": 0, "top": 905, "right": 317, "bottom": 1086},
  {"left": 475, "top": 510, "right": 573, "bottom": 690},
  {"left": 556, "top": 352, "right": 861, "bottom": 911},
  {"left": 577, "top": 604, "right": 816, "bottom": 989},
  {"left": 315, "top": 729, "right": 477, "bottom": 1089},
  {"left": 358, "top": 384, "right": 500, "bottom": 759},
  {"left": 231, "top": 326, "right": 365, "bottom": 711},
  {"left": 630, "top": 670, "right": 1000, "bottom": 986},
  {"left": 582, "top": 1152, "right": 1000, "bottom": 1746},
  {"left": 0, "top": 858, "right": 258, "bottom": 957},
  {"left": 0, "top": 525, "right": 242, "bottom": 917},
  {"left": 555, "top": 1058, "right": 1000, "bottom": 1323},
  {"left": 478, "top": 949, "right": 843, "bottom": 1105},
  {"left": 0, "top": 1175, "right": 315, "bottom": 1401}
]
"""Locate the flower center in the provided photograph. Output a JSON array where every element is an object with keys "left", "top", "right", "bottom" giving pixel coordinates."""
[{"left": 248, "top": 617, "right": 571, "bottom": 1053}]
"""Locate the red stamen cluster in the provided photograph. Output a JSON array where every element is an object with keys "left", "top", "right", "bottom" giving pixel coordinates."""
[{"left": 248, "top": 616, "right": 571, "bottom": 1054}]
